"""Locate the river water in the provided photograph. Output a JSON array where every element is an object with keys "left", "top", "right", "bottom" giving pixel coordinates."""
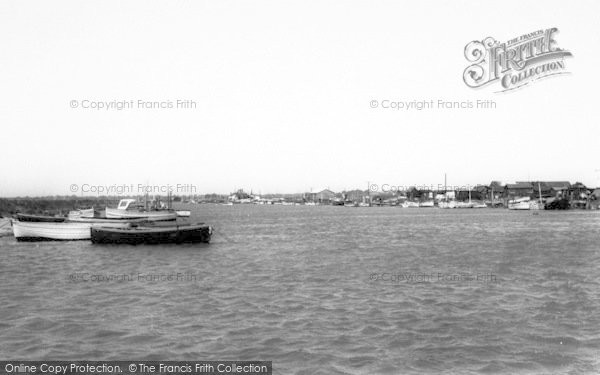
[{"left": 0, "top": 206, "right": 599, "bottom": 374}]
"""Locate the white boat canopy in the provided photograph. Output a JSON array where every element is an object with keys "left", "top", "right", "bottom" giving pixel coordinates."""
[{"left": 117, "top": 199, "right": 137, "bottom": 210}]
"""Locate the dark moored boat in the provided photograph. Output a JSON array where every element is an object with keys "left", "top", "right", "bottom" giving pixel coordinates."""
[
  {"left": 16, "top": 214, "right": 66, "bottom": 223},
  {"left": 91, "top": 223, "right": 212, "bottom": 245}
]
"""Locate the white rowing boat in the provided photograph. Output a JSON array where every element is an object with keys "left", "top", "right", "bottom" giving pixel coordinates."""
[{"left": 11, "top": 220, "right": 132, "bottom": 241}]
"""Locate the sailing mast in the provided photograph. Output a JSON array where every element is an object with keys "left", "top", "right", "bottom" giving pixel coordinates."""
[
  {"left": 443, "top": 173, "right": 448, "bottom": 203},
  {"left": 444, "top": 173, "right": 448, "bottom": 196}
]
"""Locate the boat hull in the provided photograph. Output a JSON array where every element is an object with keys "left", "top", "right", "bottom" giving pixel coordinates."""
[
  {"left": 66, "top": 216, "right": 147, "bottom": 224},
  {"left": 67, "top": 208, "right": 95, "bottom": 219},
  {"left": 508, "top": 198, "right": 532, "bottom": 210},
  {"left": 438, "top": 201, "right": 457, "bottom": 209},
  {"left": 105, "top": 208, "right": 177, "bottom": 221},
  {"left": 508, "top": 202, "right": 531, "bottom": 210},
  {"left": 91, "top": 224, "right": 212, "bottom": 245},
  {"left": 16, "top": 214, "right": 66, "bottom": 223},
  {"left": 401, "top": 202, "right": 420, "bottom": 208},
  {"left": 175, "top": 210, "right": 191, "bottom": 217},
  {"left": 12, "top": 220, "right": 132, "bottom": 241}
]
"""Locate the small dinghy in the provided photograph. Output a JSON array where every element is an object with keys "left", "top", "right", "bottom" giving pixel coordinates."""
[
  {"left": 91, "top": 223, "right": 212, "bottom": 245},
  {"left": 175, "top": 210, "right": 191, "bottom": 217},
  {"left": 11, "top": 220, "right": 132, "bottom": 241}
]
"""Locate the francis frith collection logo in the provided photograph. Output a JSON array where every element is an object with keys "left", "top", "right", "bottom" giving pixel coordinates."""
[{"left": 463, "top": 28, "right": 572, "bottom": 92}]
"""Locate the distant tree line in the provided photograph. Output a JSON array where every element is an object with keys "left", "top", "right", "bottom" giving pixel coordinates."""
[{"left": 0, "top": 197, "right": 119, "bottom": 216}]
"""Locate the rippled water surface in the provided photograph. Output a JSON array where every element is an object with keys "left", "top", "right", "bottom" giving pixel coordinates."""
[{"left": 1, "top": 206, "right": 599, "bottom": 374}]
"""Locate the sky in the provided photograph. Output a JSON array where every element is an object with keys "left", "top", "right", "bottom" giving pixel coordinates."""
[{"left": 1, "top": 0, "right": 599, "bottom": 196}]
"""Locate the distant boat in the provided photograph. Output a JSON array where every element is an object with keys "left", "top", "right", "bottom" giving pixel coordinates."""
[
  {"left": 455, "top": 201, "right": 475, "bottom": 208},
  {"left": 418, "top": 201, "right": 435, "bottom": 208},
  {"left": 544, "top": 197, "right": 570, "bottom": 210},
  {"left": 472, "top": 202, "right": 488, "bottom": 208},
  {"left": 67, "top": 208, "right": 95, "bottom": 219},
  {"left": 401, "top": 201, "right": 420, "bottom": 208},
  {"left": 529, "top": 201, "right": 544, "bottom": 210},
  {"left": 12, "top": 220, "right": 132, "bottom": 241},
  {"left": 331, "top": 198, "right": 345, "bottom": 206},
  {"left": 66, "top": 216, "right": 148, "bottom": 224},
  {"left": 438, "top": 201, "right": 457, "bottom": 209},
  {"left": 105, "top": 199, "right": 177, "bottom": 221},
  {"left": 508, "top": 197, "right": 531, "bottom": 210},
  {"left": 175, "top": 210, "right": 191, "bottom": 217},
  {"left": 16, "top": 214, "right": 66, "bottom": 223},
  {"left": 91, "top": 223, "right": 212, "bottom": 245}
]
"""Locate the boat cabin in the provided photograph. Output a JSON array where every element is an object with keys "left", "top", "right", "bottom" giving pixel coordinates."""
[{"left": 117, "top": 199, "right": 137, "bottom": 210}]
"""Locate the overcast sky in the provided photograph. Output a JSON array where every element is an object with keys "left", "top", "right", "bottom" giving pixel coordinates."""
[{"left": 1, "top": 0, "right": 598, "bottom": 196}]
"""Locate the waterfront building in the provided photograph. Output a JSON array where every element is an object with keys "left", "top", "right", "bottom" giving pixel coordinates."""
[{"left": 504, "top": 182, "right": 534, "bottom": 200}]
